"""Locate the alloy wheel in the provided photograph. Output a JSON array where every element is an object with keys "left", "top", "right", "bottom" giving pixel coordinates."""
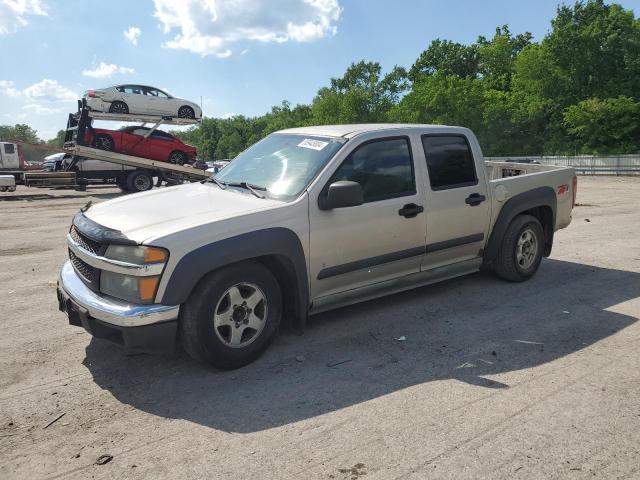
[
  {"left": 516, "top": 228, "right": 538, "bottom": 270},
  {"left": 213, "top": 283, "right": 267, "bottom": 348}
]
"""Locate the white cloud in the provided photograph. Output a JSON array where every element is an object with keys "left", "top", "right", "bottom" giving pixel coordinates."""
[
  {"left": 0, "top": 80, "right": 21, "bottom": 97},
  {"left": 82, "top": 62, "right": 136, "bottom": 78},
  {"left": 0, "top": 0, "right": 47, "bottom": 35},
  {"left": 152, "top": 0, "right": 342, "bottom": 57},
  {"left": 23, "top": 78, "right": 77, "bottom": 102},
  {"left": 2, "top": 78, "right": 77, "bottom": 116},
  {"left": 23, "top": 103, "right": 62, "bottom": 114},
  {"left": 124, "top": 26, "right": 141, "bottom": 45}
]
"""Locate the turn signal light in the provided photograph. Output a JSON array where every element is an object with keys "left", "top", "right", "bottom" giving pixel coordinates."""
[
  {"left": 144, "top": 247, "right": 168, "bottom": 263},
  {"left": 139, "top": 276, "right": 161, "bottom": 302}
]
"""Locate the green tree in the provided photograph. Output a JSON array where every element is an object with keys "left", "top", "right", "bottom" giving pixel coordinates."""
[
  {"left": 0, "top": 124, "right": 40, "bottom": 143},
  {"left": 409, "top": 39, "right": 479, "bottom": 81},
  {"left": 47, "top": 130, "right": 66, "bottom": 147},
  {"left": 563, "top": 96, "right": 640, "bottom": 153},
  {"left": 311, "top": 61, "right": 408, "bottom": 124},
  {"left": 477, "top": 26, "right": 533, "bottom": 91}
]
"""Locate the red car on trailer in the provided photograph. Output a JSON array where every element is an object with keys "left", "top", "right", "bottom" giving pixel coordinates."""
[{"left": 84, "top": 126, "right": 197, "bottom": 165}]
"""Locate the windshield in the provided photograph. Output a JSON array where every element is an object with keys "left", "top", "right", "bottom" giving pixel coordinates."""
[{"left": 214, "top": 134, "right": 345, "bottom": 198}]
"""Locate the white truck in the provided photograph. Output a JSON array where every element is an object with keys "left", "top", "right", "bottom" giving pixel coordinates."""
[{"left": 57, "top": 124, "right": 576, "bottom": 369}]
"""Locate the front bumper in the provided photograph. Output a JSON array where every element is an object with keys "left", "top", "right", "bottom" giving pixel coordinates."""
[{"left": 57, "top": 261, "right": 179, "bottom": 350}]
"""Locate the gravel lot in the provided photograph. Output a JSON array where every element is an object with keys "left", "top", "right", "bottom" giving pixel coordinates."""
[{"left": 1, "top": 177, "right": 639, "bottom": 480}]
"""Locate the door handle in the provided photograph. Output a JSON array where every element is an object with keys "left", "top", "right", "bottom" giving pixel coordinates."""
[
  {"left": 398, "top": 203, "right": 424, "bottom": 218},
  {"left": 465, "top": 193, "right": 486, "bottom": 206}
]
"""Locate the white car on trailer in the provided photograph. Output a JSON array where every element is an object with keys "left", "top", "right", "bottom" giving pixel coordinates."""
[{"left": 83, "top": 85, "right": 202, "bottom": 119}]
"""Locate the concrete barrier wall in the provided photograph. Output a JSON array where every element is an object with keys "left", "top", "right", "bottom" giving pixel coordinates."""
[{"left": 485, "top": 155, "right": 640, "bottom": 176}]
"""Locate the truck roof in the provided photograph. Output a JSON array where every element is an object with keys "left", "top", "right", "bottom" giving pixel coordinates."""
[{"left": 277, "top": 123, "right": 470, "bottom": 139}]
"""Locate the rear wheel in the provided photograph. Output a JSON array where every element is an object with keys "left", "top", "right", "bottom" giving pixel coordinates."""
[
  {"left": 126, "top": 171, "right": 153, "bottom": 193},
  {"left": 180, "top": 262, "right": 282, "bottom": 369},
  {"left": 93, "top": 134, "right": 114, "bottom": 151},
  {"left": 495, "top": 214, "right": 544, "bottom": 282},
  {"left": 109, "top": 101, "right": 129, "bottom": 114},
  {"left": 178, "top": 105, "right": 195, "bottom": 119},
  {"left": 168, "top": 151, "right": 187, "bottom": 165}
]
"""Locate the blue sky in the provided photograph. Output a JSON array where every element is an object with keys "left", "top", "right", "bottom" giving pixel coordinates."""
[{"left": 0, "top": 0, "right": 637, "bottom": 140}]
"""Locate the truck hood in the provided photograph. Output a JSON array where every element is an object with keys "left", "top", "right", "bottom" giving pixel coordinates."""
[{"left": 84, "top": 182, "right": 283, "bottom": 243}]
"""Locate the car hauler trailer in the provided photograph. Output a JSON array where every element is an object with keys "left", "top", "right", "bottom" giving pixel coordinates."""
[
  {"left": 1, "top": 101, "right": 208, "bottom": 193},
  {"left": 61, "top": 100, "right": 208, "bottom": 191}
]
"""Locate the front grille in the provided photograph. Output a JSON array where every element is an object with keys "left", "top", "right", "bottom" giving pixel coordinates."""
[
  {"left": 69, "top": 249, "right": 100, "bottom": 286},
  {"left": 70, "top": 225, "right": 102, "bottom": 254}
]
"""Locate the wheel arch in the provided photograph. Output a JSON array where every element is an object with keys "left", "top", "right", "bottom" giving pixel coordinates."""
[
  {"left": 483, "top": 187, "right": 556, "bottom": 265},
  {"left": 160, "top": 228, "right": 309, "bottom": 332}
]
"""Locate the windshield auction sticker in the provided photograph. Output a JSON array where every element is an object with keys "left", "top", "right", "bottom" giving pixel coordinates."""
[{"left": 298, "top": 138, "right": 329, "bottom": 151}]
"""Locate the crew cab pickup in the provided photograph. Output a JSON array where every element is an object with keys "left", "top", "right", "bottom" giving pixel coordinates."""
[{"left": 57, "top": 124, "right": 576, "bottom": 369}]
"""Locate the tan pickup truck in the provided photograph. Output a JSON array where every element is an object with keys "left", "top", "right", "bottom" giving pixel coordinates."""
[{"left": 57, "top": 124, "right": 576, "bottom": 368}]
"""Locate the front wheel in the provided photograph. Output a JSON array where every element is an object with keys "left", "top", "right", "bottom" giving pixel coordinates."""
[
  {"left": 168, "top": 151, "right": 187, "bottom": 165},
  {"left": 495, "top": 214, "right": 544, "bottom": 282},
  {"left": 177, "top": 105, "right": 195, "bottom": 119},
  {"left": 180, "top": 261, "right": 282, "bottom": 369}
]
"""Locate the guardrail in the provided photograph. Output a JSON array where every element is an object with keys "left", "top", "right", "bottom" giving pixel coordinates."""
[{"left": 485, "top": 155, "right": 640, "bottom": 176}]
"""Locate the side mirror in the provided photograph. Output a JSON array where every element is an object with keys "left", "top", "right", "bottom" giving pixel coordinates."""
[{"left": 319, "top": 180, "right": 364, "bottom": 210}]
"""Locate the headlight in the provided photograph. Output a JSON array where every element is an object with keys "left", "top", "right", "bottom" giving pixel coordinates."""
[
  {"left": 100, "top": 245, "right": 168, "bottom": 304},
  {"left": 104, "top": 245, "right": 168, "bottom": 264}
]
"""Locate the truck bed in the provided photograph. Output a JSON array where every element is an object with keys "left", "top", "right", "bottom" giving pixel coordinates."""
[{"left": 485, "top": 160, "right": 575, "bottom": 231}]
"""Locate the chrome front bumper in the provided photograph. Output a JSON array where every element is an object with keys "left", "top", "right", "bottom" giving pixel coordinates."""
[{"left": 57, "top": 261, "right": 179, "bottom": 328}]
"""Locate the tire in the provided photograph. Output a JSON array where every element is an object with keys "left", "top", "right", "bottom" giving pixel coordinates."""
[
  {"left": 93, "top": 134, "right": 114, "bottom": 151},
  {"left": 116, "top": 176, "right": 130, "bottom": 192},
  {"left": 180, "top": 261, "right": 282, "bottom": 369},
  {"left": 178, "top": 105, "right": 195, "bottom": 119},
  {"left": 109, "top": 101, "right": 129, "bottom": 114},
  {"left": 126, "top": 171, "right": 153, "bottom": 193},
  {"left": 495, "top": 214, "right": 544, "bottom": 282},
  {"left": 168, "top": 151, "right": 187, "bottom": 165}
]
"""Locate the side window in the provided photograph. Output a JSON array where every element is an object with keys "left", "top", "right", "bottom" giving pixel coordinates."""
[
  {"left": 151, "top": 131, "right": 172, "bottom": 140},
  {"left": 422, "top": 135, "right": 477, "bottom": 190},
  {"left": 131, "top": 128, "right": 149, "bottom": 136},
  {"left": 123, "top": 86, "right": 143, "bottom": 95},
  {"left": 4, "top": 143, "right": 15, "bottom": 154},
  {"left": 147, "top": 88, "right": 169, "bottom": 98},
  {"left": 330, "top": 137, "right": 415, "bottom": 203}
]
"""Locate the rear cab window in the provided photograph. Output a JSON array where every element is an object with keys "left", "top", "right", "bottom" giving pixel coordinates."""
[
  {"left": 4, "top": 143, "right": 15, "bottom": 154},
  {"left": 330, "top": 137, "right": 416, "bottom": 203},
  {"left": 421, "top": 135, "right": 477, "bottom": 190}
]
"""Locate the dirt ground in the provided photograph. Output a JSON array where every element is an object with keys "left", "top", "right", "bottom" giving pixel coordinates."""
[{"left": 1, "top": 177, "right": 639, "bottom": 480}]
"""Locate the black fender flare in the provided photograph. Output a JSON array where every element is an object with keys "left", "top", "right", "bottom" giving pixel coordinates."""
[
  {"left": 483, "top": 186, "right": 557, "bottom": 263},
  {"left": 160, "top": 227, "right": 309, "bottom": 331}
]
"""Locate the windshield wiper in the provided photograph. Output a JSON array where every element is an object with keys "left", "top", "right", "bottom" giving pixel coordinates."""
[
  {"left": 208, "top": 177, "right": 227, "bottom": 189},
  {"left": 226, "top": 181, "right": 266, "bottom": 198}
]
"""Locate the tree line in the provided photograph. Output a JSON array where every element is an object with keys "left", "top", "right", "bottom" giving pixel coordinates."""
[
  {"left": 3, "top": 1, "right": 638, "bottom": 162},
  {"left": 175, "top": 0, "right": 639, "bottom": 160}
]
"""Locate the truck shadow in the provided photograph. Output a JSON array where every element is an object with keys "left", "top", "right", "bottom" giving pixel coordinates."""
[{"left": 83, "top": 259, "right": 639, "bottom": 433}]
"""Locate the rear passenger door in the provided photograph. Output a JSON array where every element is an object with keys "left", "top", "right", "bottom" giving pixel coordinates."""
[
  {"left": 420, "top": 134, "right": 490, "bottom": 271},
  {"left": 120, "top": 86, "right": 146, "bottom": 114},
  {"left": 309, "top": 135, "right": 427, "bottom": 299}
]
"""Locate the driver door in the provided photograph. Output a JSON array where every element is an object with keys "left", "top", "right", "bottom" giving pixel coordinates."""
[{"left": 308, "top": 135, "right": 427, "bottom": 299}]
